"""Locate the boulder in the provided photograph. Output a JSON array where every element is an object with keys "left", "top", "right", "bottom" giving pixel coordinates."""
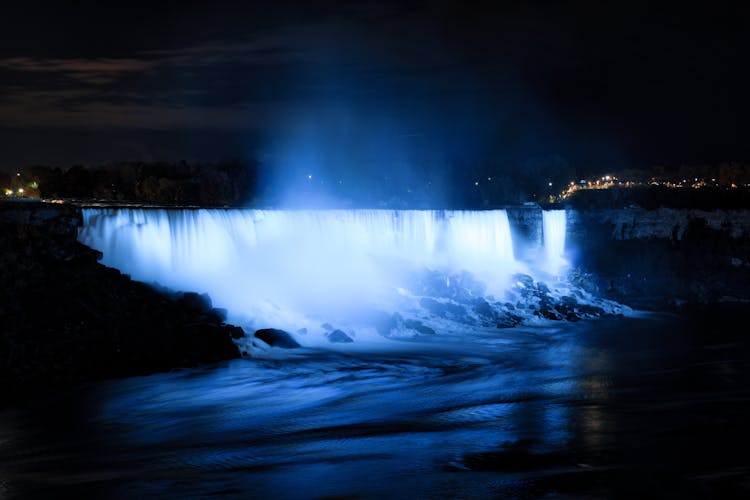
[
  {"left": 254, "top": 328, "right": 300, "bottom": 348},
  {"left": 403, "top": 319, "right": 436, "bottom": 335},
  {"left": 496, "top": 312, "right": 523, "bottom": 328},
  {"left": 363, "top": 310, "right": 399, "bottom": 337},
  {"left": 536, "top": 306, "right": 563, "bottom": 320},
  {"left": 181, "top": 323, "right": 242, "bottom": 362},
  {"left": 228, "top": 326, "right": 246, "bottom": 339},
  {"left": 419, "top": 297, "right": 470, "bottom": 322},
  {"left": 180, "top": 292, "right": 213, "bottom": 312},
  {"left": 576, "top": 304, "right": 606, "bottom": 317},
  {"left": 514, "top": 274, "right": 535, "bottom": 289},
  {"left": 326, "top": 329, "right": 354, "bottom": 343},
  {"left": 472, "top": 298, "right": 497, "bottom": 323}
]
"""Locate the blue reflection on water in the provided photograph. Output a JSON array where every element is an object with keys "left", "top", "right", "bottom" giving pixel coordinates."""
[{"left": 2, "top": 310, "right": 749, "bottom": 498}]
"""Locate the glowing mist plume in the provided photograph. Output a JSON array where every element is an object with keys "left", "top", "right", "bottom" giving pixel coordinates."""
[{"left": 78, "top": 209, "right": 520, "bottom": 325}]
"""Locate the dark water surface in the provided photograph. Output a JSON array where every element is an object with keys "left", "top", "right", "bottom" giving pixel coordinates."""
[{"left": 1, "top": 306, "right": 749, "bottom": 498}]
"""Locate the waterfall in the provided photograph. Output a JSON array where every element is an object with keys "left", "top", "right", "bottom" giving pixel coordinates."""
[
  {"left": 79, "top": 208, "right": 520, "bottom": 325},
  {"left": 542, "top": 210, "right": 567, "bottom": 274}
]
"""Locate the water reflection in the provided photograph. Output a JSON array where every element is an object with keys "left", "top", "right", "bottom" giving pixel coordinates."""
[{"left": 1, "top": 309, "right": 749, "bottom": 498}]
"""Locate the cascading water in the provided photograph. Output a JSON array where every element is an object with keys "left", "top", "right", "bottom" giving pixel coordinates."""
[
  {"left": 79, "top": 208, "right": 524, "bottom": 331},
  {"left": 542, "top": 209, "right": 567, "bottom": 274}
]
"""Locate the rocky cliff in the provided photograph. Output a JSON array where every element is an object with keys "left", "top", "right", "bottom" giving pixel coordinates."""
[
  {"left": 566, "top": 208, "right": 750, "bottom": 309},
  {"left": 0, "top": 201, "right": 242, "bottom": 399}
]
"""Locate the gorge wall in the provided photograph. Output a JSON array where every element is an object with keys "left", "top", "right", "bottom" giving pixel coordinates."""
[{"left": 566, "top": 208, "right": 750, "bottom": 308}]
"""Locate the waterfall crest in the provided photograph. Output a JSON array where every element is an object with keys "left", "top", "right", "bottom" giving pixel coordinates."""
[{"left": 79, "top": 208, "right": 525, "bottom": 325}]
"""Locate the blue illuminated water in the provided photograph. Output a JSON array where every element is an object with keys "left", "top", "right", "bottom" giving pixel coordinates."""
[
  {"left": 28, "top": 207, "right": 744, "bottom": 497},
  {"left": 78, "top": 208, "right": 571, "bottom": 336},
  {"left": 1, "top": 307, "right": 748, "bottom": 498},
  {"left": 542, "top": 209, "right": 567, "bottom": 274}
]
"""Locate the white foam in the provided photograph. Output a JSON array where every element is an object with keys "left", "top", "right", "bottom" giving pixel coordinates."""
[
  {"left": 542, "top": 210, "right": 568, "bottom": 274},
  {"left": 79, "top": 208, "right": 524, "bottom": 329}
]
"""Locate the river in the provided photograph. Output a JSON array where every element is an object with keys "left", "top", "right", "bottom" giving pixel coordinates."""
[{"left": 1, "top": 306, "right": 748, "bottom": 498}]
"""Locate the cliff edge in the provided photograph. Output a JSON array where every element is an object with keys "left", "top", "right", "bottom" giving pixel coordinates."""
[{"left": 0, "top": 202, "right": 242, "bottom": 400}]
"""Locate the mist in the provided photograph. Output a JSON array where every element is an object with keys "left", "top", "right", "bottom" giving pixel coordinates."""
[{"left": 250, "top": 15, "right": 626, "bottom": 209}]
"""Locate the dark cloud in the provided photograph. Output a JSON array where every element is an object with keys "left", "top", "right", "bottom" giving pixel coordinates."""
[{"left": 0, "top": 1, "right": 749, "bottom": 168}]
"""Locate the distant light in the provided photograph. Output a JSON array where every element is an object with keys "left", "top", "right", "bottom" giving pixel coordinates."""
[
  {"left": 4, "top": 188, "right": 12, "bottom": 196},
  {"left": 16, "top": 172, "right": 20, "bottom": 177},
  {"left": 17, "top": 188, "right": 24, "bottom": 194},
  {"left": 694, "top": 178, "right": 698, "bottom": 182},
  {"left": 474, "top": 181, "right": 479, "bottom": 186},
  {"left": 548, "top": 182, "right": 553, "bottom": 187},
  {"left": 487, "top": 177, "right": 492, "bottom": 181},
  {"left": 570, "top": 181, "right": 574, "bottom": 186},
  {"left": 307, "top": 174, "right": 313, "bottom": 180}
]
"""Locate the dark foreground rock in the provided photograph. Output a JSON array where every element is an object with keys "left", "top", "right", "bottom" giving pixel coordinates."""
[
  {"left": 326, "top": 329, "right": 354, "bottom": 343},
  {"left": 254, "top": 328, "right": 301, "bottom": 348},
  {"left": 0, "top": 202, "right": 241, "bottom": 400}
]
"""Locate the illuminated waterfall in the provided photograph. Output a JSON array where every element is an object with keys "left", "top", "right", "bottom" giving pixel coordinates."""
[
  {"left": 542, "top": 210, "right": 567, "bottom": 274},
  {"left": 79, "top": 208, "right": 520, "bottom": 325}
]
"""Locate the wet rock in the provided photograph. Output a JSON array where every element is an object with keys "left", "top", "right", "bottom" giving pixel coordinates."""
[
  {"left": 326, "top": 329, "right": 354, "bottom": 343},
  {"left": 451, "top": 271, "right": 487, "bottom": 303},
  {"left": 553, "top": 302, "right": 579, "bottom": 321},
  {"left": 403, "top": 319, "right": 436, "bottom": 335},
  {"left": 364, "top": 310, "right": 399, "bottom": 337},
  {"left": 561, "top": 295, "right": 578, "bottom": 306},
  {"left": 254, "top": 328, "right": 300, "bottom": 348},
  {"left": 536, "top": 306, "right": 563, "bottom": 320},
  {"left": 409, "top": 269, "right": 487, "bottom": 304},
  {"left": 182, "top": 323, "right": 243, "bottom": 361},
  {"left": 181, "top": 292, "right": 212, "bottom": 312},
  {"left": 416, "top": 269, "right": 451, "bottom": 297},
  {"left": 514, "top": 274, "right": 534, "bottom": 289},
  {"left": 0, "top": 203, "right": 243, "bottom": 399},
  {"left": 496, "top": 313, "right": 522, "bottom": 328},
  {"left": 228, "top": 326, "right": 246, "bottom": 339},
  {"left": 472, "top": 298, "right": 496, "bottom": 320},
  {"left": 576, "top": 304, "right": 606, "bottom": 317},
  {"left": 419, "top": 297, "right": 469, "bottom": 322}
]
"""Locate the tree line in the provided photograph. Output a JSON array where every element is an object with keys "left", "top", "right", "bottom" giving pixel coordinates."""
[{"left": 3, "top": 160, "right": 259, "bottom": 206}]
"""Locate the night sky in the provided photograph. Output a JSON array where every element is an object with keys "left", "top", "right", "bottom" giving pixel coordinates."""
[{"left": 1, "top": 1, "right": 749, "bottom": 174}]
